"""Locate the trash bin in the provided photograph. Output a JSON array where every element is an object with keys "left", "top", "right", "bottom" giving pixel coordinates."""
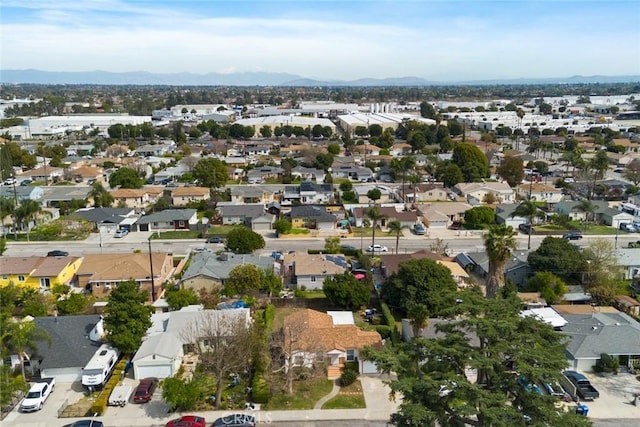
[{"left": 576, "top": 404, "right": 589, "bottom": 416}]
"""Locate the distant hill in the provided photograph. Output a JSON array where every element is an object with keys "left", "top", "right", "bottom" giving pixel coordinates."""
[{"left": 1, "top": 69, "right": 638, "bottom": 86}]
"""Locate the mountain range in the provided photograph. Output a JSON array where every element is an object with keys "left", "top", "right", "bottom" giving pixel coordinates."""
[{"left": 1, "top": 69, "right": 639, "bottom": 86}]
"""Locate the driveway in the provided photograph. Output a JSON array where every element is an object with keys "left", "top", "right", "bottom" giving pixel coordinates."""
[{"left": 579, "top": 372, "right": 640, "bottom": 419}]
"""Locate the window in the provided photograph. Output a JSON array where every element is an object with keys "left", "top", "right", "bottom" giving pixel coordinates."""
[
  {"left": 2, "top": 275, "right": 7, "bottom": 280},
  {"left": 178, "top": 221, "right": 185, "bottom": 227},
  {"left": 310, "top": 276, "right": 316, "bottom": 282},
  {"left": 346, "top": 349, "right": 356, "bottom": 362},
  {"left": 18, "top": 275, "right": 25, "bottom": 282},
  {"left": 40, "top": 278, "right": 51, "bottom": 288}
]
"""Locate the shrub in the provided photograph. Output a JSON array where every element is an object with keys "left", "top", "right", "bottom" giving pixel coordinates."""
[
  {"left": 251, "top": 376, "right": 270, "bottom": 404},
  {"left": 339, "top": 369, "right": 358, "bottom": 387},
  {"left": 375, "top": 325, "right": 393, "bottom": 339},
  {"left": 263, "top": 304, "right": 275, "bottom": 329},
  {"left": 380, "top": 302, "right": 395, "bottom": 326},
  {"left": 594, "top": 353, "right": 617, "bottom": 373},
  {"left": 89, "top": 394, "right": 108, "bottom": 415},
  {"left": 344, "top": 361, "right": 358, "bottom": 372}
]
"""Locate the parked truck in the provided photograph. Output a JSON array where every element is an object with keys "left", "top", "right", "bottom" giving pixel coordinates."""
[
  {"left": 20, "top": 377, "right": 55, "bottom": 412},
  {"left": 563, "top": 371, "right": 600, "bottom": 401},
  {"left": 108, "top": 383, "right": 133, "bottom": 407}
]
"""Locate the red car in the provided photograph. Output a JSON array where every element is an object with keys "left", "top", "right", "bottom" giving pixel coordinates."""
[
  {"left": 165, "top": 416, "right": 206, "bottom": 427},
  {"left": 133, "top": 377, "right": 158, "bottom": 403}
]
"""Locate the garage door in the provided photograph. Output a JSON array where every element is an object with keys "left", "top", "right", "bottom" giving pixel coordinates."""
[
  {"left": 135, "top": 364, "right": 173, "bottom": 379},
  {"left": 361, "top": 360, "right": 379, "bottom": 374}
]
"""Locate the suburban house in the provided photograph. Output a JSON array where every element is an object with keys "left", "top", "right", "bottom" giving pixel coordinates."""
[
  {"left": 495, "top": 203, "right": 530, "bottom": 228},
  {"left": 455, "top": 250, "right": 532, "bottom": 287},
  {"left": 281, "top": 252, "right": 348, "bottom": 290},
  {"left": 616, "top": 248, "right": 640, "bottom": 280},
  {"left": 282, "top": 309, "right": 382, "bottom": 378},
  {"left": 76, "top": 252, "right": 173, "bottom": 301},
  {"left": 0, "top": 185, "right": 44, "bottom": 202},
  {"left": 17, "top": 166, "right": 64, "bottom": 183},
  {"left": 135, "top": 143, "right": 174, "bottom": 157},
  {"left": 554, "top": 200, "right": 608, "bottom": 221},
  {"left": 389, "top": 142, "right": 412, "bottom": 157},
  {"left": 32, "top": 314, "right": 104, "bottom": 382},
  {"left": 354, "top": 185, "right": 397, "bottom": 204},
  {"left": 283, "top": 182, "right": 334, "bottom": 205},
  {"left": 552, "top": 305, "right": 640, "bottom": 371},
  {"left": 216, "top": 204, "right": 274, "bottom": 231},
  {"left": 229, "top": 186, "right": 276, "bottom": 204},
  {"left": 351, "top": 143, "right": 381, "bottom": 157},
  {"left": 132, "top": 307, "right": 251, "bottom": 379},
  {"left": 332, "top": 165, "right": 374, "bottom": 182},
  {"left": 135, "top": 209, "right": 198, "bottom": 231},
  {"left": 351, "top": 206, "right": 418, "bottom": 229},
  {"left": 600, "top": 207, "right": 635, "bottom": 228},
  {"left": 516, "top": 183, "right": 564, "bottom": 205},
  {"left": 288, "top": 206, "right": 337, "bottom": 230},
  {"left": 0, "top": 256, "right": 82, "bottom": 291},
  {"left": 180, "top": 252, "right": 275, "bottom": 292},
  {"left": 71, "top": 207, "right": 138, "bottom": 233},
  {"left": 109, "top": 188, "right": 151, "bottom": 209},
  {"left": 291, "top": 166, "right": 326, "bottom": 182},
  {"left": 41, "top": 186, "right": 92, "bottom": 209},
  {"left": 454, "top": 182, "right": 515, "bottom": 204},
  {"left": 614, "top": 295, "right": 640, "bottom": 317},
  {"left": 171, "top": 186, "right": 211, "bottom": 206},
  {"left": 416, "top": 202, "right": 473, "bottom": 229},
  {"left": 380, "top": 251, "right": 470, "bottom": 286},
  {"left": 401, "top": 183, "right": 450, "bottom": 203},
  {"left": 66, "top": 166, "right": 104, "bottom": 184},
  {"left": 246, "top": 166, "right": 283, "bottom": 183}
]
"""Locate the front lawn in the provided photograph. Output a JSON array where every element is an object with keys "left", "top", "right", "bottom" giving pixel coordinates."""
[
  {"left": 151, "top": 230, "right": 201, "bottom": 239},
  {"left": 322, "top": 380, "right": 366, "bottom": 409},
  {"left": 264, "top": 376, "right": 334, "bottom": 410},
  {"left": 281, "top": 228, "right": 311, "bottom": 235},
  {"left": 206, "top": 225, "right": 241, "bottom": 236}
]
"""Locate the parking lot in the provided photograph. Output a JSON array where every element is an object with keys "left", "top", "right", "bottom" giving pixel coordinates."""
[{"left": 573, "top": 371, "right": 640, "bottom": 419}]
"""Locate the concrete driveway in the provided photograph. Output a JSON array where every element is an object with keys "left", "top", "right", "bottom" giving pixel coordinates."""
[{"left": 579, "top": 372, "right": 640, "bottom": 419}]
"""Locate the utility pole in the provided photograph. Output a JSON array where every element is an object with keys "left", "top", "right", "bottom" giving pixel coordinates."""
[{"left": 148, "top": 238, "right": 156, "bottom": 302}]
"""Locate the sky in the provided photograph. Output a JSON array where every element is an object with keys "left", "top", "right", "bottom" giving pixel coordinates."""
[{"left": 1, "top": 0, "right": 640, "bottom": 81}]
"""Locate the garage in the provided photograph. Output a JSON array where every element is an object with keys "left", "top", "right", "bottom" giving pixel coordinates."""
[
  {"left": 360, "top": 359, "right": 379, "bottom": 374},
  {"left": 134, "top": 363, "right": 174, "bottom": 380},
  {"left": 131, "top": 334, "right": 183, "bottom": 380},
  {"left": 251, "top": 215, "right": 273, "bottom": 232},
  {"left": 40, "top": 367, "right": 82, "bottom": 383}
]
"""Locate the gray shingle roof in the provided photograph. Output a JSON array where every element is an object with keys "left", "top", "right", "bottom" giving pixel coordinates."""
[
  {"left": 136, "top": 209, "right": 196, "bottom": 224},
  {"left": 181, "top": 252, "right": 274, "bottom": 281},
  {"left": 72, "top": 207, "right": 134, "bottom": 223},
  {"left": 289, "top": 205, "right": 337, "bottom": 222},
  {"left": 561, "top": 312, "right": 640, "bottom": 358},
  {"left": 34, "top": 315, "right": 102, "bottom": 369},
  {"left": 218, "top": 204, "right": 265, "bottom": 219}
]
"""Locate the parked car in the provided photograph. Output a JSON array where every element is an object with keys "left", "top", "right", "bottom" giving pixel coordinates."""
[
  {"left": 114, "top": 229, "right": 129, "bottom": 238},
  {"left": 563, "top": 370, "right": 599, "bottom": 401},
  {"left": 206, "top": 236, "right": 224, "bottom": 244},
  {"left": 2, "top": 177, "right": 16, "bottom": 186},
  {"left": 366, "top": 244, "right": 388, "bottom": 253},
  {"left": 63, "top": 421, "right": 104, "bottom": 427},
  {"left": 563, "top": 231, "right": 583, "bottom": 240},
  {"left": 133, "top": 377, "right": 158, "bottom": 403},
  {"left": 413, "top": 223, "right": 426, "bottom": 235},
  {"left": 20, "top": 377, "right": 55, "bottom": 412},
  {"left": 340, "top": 244, "right": 357, "bottom": 252},
  {"left": 518, "top": 223, "right": 533, "bottom": 234},
  {"left": 212, "top": 414, "right": 256, "bottom": 427},
  {"left": 619, "top": 223, "right": 638, "bottom": 233},
  {"left": 20, "top": 179, "right": 32, "bottom": 186},
  {"left": 165, "top": 416, "right": 206, "bottom": 427},
  {"left": 47, "top": 250, "right": 69, "bottom": 257},
  {"left": 449, "top": 221, "right": 462, "bottom": 230}
]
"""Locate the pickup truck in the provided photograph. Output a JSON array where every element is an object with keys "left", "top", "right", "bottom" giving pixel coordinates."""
[
  {"left": 563, "top": 370, "right": 600, "bottom": 401},
  {"left": 20, "top": 377, "right": 55, "bottom": 412}
]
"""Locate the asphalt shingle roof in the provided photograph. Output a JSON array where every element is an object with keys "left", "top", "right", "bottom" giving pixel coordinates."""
[
  {"left": 34, "top": 315, "right": 102, "bottom": 370},
  {"left": 560, "top": 311, "right": 640, "bottom": 358},
  {"left": 136, "top": 209, "right": 196, "bottom": 224}
]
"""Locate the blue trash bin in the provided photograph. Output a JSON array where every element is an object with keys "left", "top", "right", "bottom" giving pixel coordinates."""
[{"left": 576, "top": 404, "right": 589, "bottom": 416}]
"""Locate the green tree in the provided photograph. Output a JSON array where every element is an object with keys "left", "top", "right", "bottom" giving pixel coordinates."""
[
  {"left": 324, "top": 236, "right": 341, "bottom": 254},
  {"left": 339, "top": 181, "right": 353, "bottom": 192},
  {"left": 314, "top": 152, "right": 334, "bottom": 171},
  {"left": 366, "top": 188, "right": 382, "bottom": 203},
  {"left": 511, "top": 199, "right": 544, "bottom": 250},
  {"left": 89, "top": 182, "right": 114, "bottom": 207},
  {"left": 381, "top": 258, "right": 458, "bottom": 316},
  {"left": 526, "top": 272, "right": 568, "bottom": 304},
  {"left": 108, "top": 167, "right": 143, "bottom": 189},
  {"left": 575, "top": 199, "right": 599, "bottom": 229},
  {"left": 162, "top": 376, "right": 206, "bottom": 411},
  {"left": 0, "top": 237, "right": 6, "bottom": 255},
  {"left": 273, "top": 218, "right": 292, "bottom": 235},
  {"left": 14, "top": 199, "right": 42, "bottom": 242},
  {"left": 363, "top": 294, "right": 590, "bottom": 427},
  {"left": 387, "top": 220, "right": 403, "bottom": 255},
  {"left": 484, "top": 224, "right": 517, "bottom": 298},
  {"left": 496, "top": 156, "right": 525, "bottom": 187},
  {"left": 420, "top": 101, "right": 437, "bottom": 120},
  {"left": 463, "top": 206, "right": 495, "bottom": 229},
  {"left": 260, "top": 268, "right": 282, "bottom": 302},
  {"left": 225, "top": 227, "right": 265, "bottom": 254},
  {"left": 582, "top": 238, "right": 624, "bottom": 305},
  {"left": 192, "top": 158, "right": 228, "bottom": 189},
  {"left": 260, "top": 125, "right": 272, "bottom": 138},
  {"left": 452, "top": 143, "right": 489, "bottom": 182},
  {"left": 1, "top": 318, "right": 51, "bottom": 380},
  {"left": 0, "top": 364, "right": 29, "bottom": 408},
  {"left": 528, "top": 237, "right": 585, "bottom": 284},
  {"left": 225, "top": 264, "right": 262, "bottom": 296},
  {"left": 365, "top": 206, "right": 386, "bottom": 251},
  {"left": 56, "top": 293, "right": 88, "bottom": 315},
  {"left": 623, "top": 159, "right": 640, "bottom": 185},
  {"left": 165, "top": 287, "right": 199, "bottom": 311},
  {"left": 103, "top": 280, "right": 153, "bottom": 354},
  {"left": 323, "top": 272, "right": 370, "bottom": 310},
  {"left": 435, "top": 162, "right": 463, "bottom": 187},
  {"left": 327, "top": 143, "right": 341, "bottom": 155}
]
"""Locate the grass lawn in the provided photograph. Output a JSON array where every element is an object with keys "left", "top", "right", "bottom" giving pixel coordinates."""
[
  {"left": 4, "top": 232, "right": 88, "bottom": 242},
  {"left": 265, "top": 376, "right": 334, "bottom": 410},
  {"left": 322, "top": 380, "right": 366, "bottom": 409},
  {"left": 580, "top": 225, "right": 620, "bottom": 235},
  {"left": 297, "top": 290, "right": 326, "bottom": 299},
  {"left": 271, "top": 307, "right": 301, "bottom": 333},
  {"left": 535, "top": 223, "right": 619, "bottom": 235},
  {"left": 151, "top": 230, "right": 201, "bottom": 239},
  {"left": 283, "top": 228, "right": 311, "bottom": 235},
  {"left": 352, "top": 227, "right": 400, "bottom": 238},
  {"left": 206, "top": 225, "right": 241, "bottom": 236}
]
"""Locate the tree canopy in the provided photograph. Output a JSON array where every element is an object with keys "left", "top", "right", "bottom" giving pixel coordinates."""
[
  {"left": 225, "top": 227, "right": 265, "bottom": 254},
  {"left": 323, "top": 273, "right": 370, "bottom": 310},
  {"left": 381, "top": 258, "right": 458, "bottom": 316},
  {"left": 463, "top": 206, "right": 495, "bottom": 229},
  {"left": 225, "top": 264, "right": 262, "bottom": 296},
  {"left": 192, "top": 158, "right": 228, "bottom": 188},
  {"left": 525, "top": 271, "right": 568, "bottom": 304},
  {"left": 363, "top": 294, "right": 591, "bottom": 427},
  {"left": 103, "top": 280, "right": 153, "bottom": 354},
  {"left": 108, "top": 167, "right": 144, "bottom": 189},
  {"left": 452, "top": 143, "right": 490, "bottom": 182},
  {"left": 496, "top": 156, "right": 525, "bottom": 187},
  {"left": 527, "top": 237, "right": 585, "bottom": 284}
]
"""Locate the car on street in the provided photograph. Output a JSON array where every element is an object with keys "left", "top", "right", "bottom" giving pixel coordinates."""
[
  {"left": 340, "top": 244, "right": 356, "bottom": 252},
  {"left": 619, "top": 223, "right": 638, "bottom": 233},
  {"left": 113, "top": 229, "right": 129, "bottom": 238},
  {"left": 63, "top": 421, "right": 104, "bottom": 427},
  {"left": 165, "top": 415, "right": 206, "bottom": 427},
  {"left": 20, "top": 179, "right": 32, "bottom": 186},
  {"left": 47, "top": 250, "right": 69, "bottom": 257},
  {"left": 212, "top": 414, "right": 256, "bottom": 427},
  {"left": 3, "top": 177, "right": 16, "bottom": 186},
  {"left": 518, "top": 223, "right": 533, "bottom": 234},
  {"left": 133, "top": 377, "right": 158, "bottom": 403},
  {"left": 563, "top": 231, "right": 583, "bottom": 240},
  {"left": 206, "top": 236, "right": 224, "bottom": 244},
  {"left": 367, "top": 244, "right": 388, "bottom": 253}
]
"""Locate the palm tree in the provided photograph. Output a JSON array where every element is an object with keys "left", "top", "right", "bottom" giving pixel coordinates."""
[
  {"left": 511, "top": 198, "right": 544, "bottom": 250},
  {"left": 2, "top": 319, "right": 51, "bottom": 380},
  {"left": 576, "top": 199, "right": 598, "bottom": 230},
  {"left": 387, "top": 220, "right": 403, "bottom": 254},
  {"left": 0, "top": 198, "right": 16, "bottom": 238},
  {"left": 516, "top": 108, "right": 525, "bottom": 150},
  {"left": 15, "top": 199, "right": 42, "bottom": 242},
  {"left": 408, "top": 173, "right": 420, "bottom": 208},
  {"left": 89, "top": 182, "right": 114, "bottom": 207},
  {"left": 407, "top": 302, "right": 429, "bottom": 340},
  {"left": 365, "top": 206, "right": 386, "bottom": 250},
  {"left": 483, "top": 224, "right": 517, "bottom": 299}
]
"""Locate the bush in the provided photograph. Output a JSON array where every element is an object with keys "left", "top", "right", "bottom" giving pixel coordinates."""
[
  {"left": 375, "top": 325, "right": 393, "bottom": 339},
  {"left": 380, "top": 302, "right": 395, "bottom": 326},
  {"left": 339, "top": 369, "right": 358, "bottom": 387},
  {"left": 263, "top": 304, "right": 275, "bottom": 329},
  {"left": 344, "top": 361, "right": 358, "bottom": 372},
  {"left": 251, "top": 376, "right": 270, "bottom": 404},
  {"left": 594, "top": 353, "right": 618, "bottom": 373},
  {"left": 89, "top": 394, "right": 108, "bottom": 415}
]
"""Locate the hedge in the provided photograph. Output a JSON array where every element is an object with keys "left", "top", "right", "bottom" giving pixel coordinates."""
[
  {"left": 379, "top": 302, "right": 401, "bottom": 344},
  {"left": 339, "top": 369, "right": 358, "bottom": 387},
  {"left": 264, "top": 304, "right": 275, "bottom": 330},
  {"left": 88, "top": 359, "right": 128, "bottom": 415},
  {"left": 251, "top": 375, "right": 270, "bottom": 404}
]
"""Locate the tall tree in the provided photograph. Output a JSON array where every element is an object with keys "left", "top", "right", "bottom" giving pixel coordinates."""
[
  {"left": 483, "top": 224, "right": 517, "bottom": 298},
  {"left": 192, "top": 158, "right": 228, "bottom": 189},
  {"left": 496, "top": 156, "right": 525, "bottom": 187},
  {"left": 323, "top": 272, "right": 370, "bottom": 310},
  {"left": 103, "top": 280, "right": 153, "bottom": 354},
  {"left": 363, "top": 294, "right": 591, "bottom": 427},
  {"left": 0, "top": 198, "right": 15, "bottom": 238},
  {"left": 511, "top": 198, "right": 544, "bottom": 250},
  {"left": 452, "top": 143, "right": 489, "bottom": 182},
  {"left": 575, "top": 199, "right": 598, "bottom": 230},
  {"left": 365, "top": 206, "right": 386, "bottom": 250},
  {"left": 623, "top": 158, "right": 640, "bottom": 185},
  {"left": 88, "top": 182, "right": 114, "bottom": 208},
  {"left": 108, "top": 167, "right": 143, "bottom": 189},
  {"left": 1, "top": 318, "right": 51, "bottom": 380},
  {"left": 387, "top": 220, "right": 403, "bottom": 255},
  {"left": 528, "top": 236, "right": 585, "bottom": 284},
  {"left": 14, "top": 199, "right": 42, "bottom": 242},
  {"left": 225, "top": 264, "right": 262, "bottom": 296},
  {"left": 225, "top": 227, "right": 265, "bottom": 254}
]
